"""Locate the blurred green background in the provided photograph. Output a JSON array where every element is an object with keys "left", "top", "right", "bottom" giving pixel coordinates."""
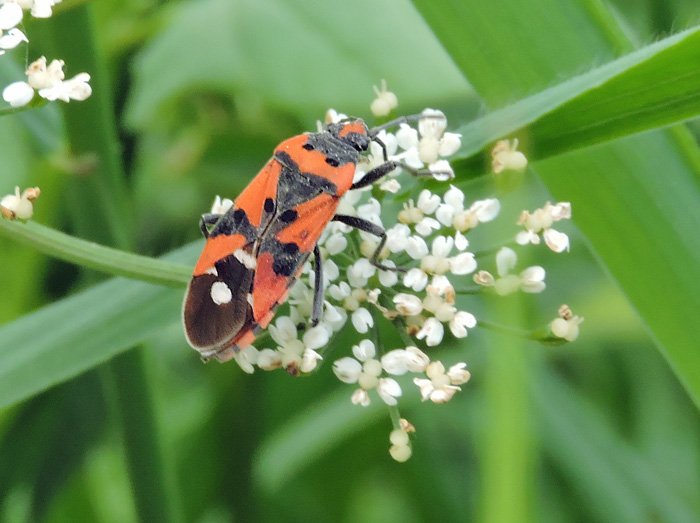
[{"left": 1, "top": 0, "right": 700, "bottom": 522}]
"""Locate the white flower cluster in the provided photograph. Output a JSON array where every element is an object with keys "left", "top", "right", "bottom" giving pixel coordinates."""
[
  {"left": 202, "top": 84, "right": 576, "bottom": 462},
  {"left": 516, "top": 201, "right": 571, "bottom": 252},
  {"left": 332, "top": 340, "right": 470, "bottom": 406},
  {"left": 473, "top": 246, "right": 546, "bottom": 296},
  {"left": 0, "top": 1, "right": 92, "bottom": 108}
]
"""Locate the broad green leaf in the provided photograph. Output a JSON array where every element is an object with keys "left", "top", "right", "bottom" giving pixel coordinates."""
[
  {"left": 413, "top": 0, "right": 700, "bottom": 410},
  {"left": 535, "top": 365, "right": 699, "bottom": 522},
  {"left": 0, "top": 244, "right": 199, "bottom": 410},
  {"left": 125, "top": 0, "right": 472, "bottom": 130},
  {"left": 455, "top": 26, "right": 700, "bottom": 164}
]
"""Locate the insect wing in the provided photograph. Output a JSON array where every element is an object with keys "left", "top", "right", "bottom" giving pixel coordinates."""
[
  {"left": 251, "top": 192, "right": 340, "bottom": 325},
  {"left": 183, "top": 159, "right": 283, "bottom": 356}
]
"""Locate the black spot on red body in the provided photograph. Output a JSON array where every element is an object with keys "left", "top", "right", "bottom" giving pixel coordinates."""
[
  {"left": 283, "top": 242, "right": 299, "bottom": 255},
  {"left": 209, "top": 207, "right": 257, "bottom": 242},
  {"left": 264, "top": 198, "right": 275, "bottom": 213},
  {"left": 279, "top": 209, "right": 298, "bottom": 223}
]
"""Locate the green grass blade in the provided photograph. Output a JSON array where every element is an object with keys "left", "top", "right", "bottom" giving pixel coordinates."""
[
  {"left": 455, "top": 26, "right": 700, "bottom": 164},
  {"left": 0, "top": 243, "right": 199, "bottom": 411},
  {"left": 414, "top": 0, "right": 700, "bottom": 409}
]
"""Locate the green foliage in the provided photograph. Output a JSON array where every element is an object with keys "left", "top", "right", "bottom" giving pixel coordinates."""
[{"left": 1, "top": 0, "right": 700, "bottom": 522}]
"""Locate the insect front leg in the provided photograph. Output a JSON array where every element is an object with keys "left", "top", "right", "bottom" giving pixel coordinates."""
[
  {"left": 350, "top": 160, "right": 435, "bottom": 190},
  {"left": 199, "top": 213, "right": 221, "bottom": 238},
  {"left": 332, "top": 214, "right": 403, "bottom": 272}
]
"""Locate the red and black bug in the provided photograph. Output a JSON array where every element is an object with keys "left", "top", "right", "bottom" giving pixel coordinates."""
[{"left": 183, "top": 116, "right": 442, "bottom": 363}]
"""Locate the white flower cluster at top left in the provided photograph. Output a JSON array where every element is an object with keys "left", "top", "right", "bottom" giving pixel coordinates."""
[{"left": 0, "top": 0, "right": 92, "bottom": 108}]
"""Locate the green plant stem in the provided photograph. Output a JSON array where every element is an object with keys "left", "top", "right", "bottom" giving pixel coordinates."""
[
  {"left": 0, "top": 218, "right": 191, "bottom": 287},
  {"left": 107, "top": 350, "right": 183, "bottom": 523},
  {"left": 48, "top": 5, "right": 183, "bottom": 522},
  {"left": 478, "top": 319, "right": 536, "bottom": 340}
]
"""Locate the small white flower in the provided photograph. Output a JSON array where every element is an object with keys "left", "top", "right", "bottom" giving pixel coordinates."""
[
  {"left": 333, "top": 357, "right": 362, "bottom": 383},
  {"left": 436, "top": 185, "right": 500, "bottom": 232},
  {"left": 473, "top": 270, "right": 495, "bottom": 287},
  {"left": 0, "top": 2, "right": 23, "bottom": 30},
  {"left": 380, "top": 178, "right": 401, "bottom": 193},
  {"left": 1, "top": 186, "right": 39, "bottom": 220},
  {"left": 2, "top": 81, "right": 34, "bottom": 107},
  {"left": 395, "top": 109, "right": 461, "bottom": 169},
  {"left": 381, "top": 346, "right": 430, "bottom": 375},
  {"left": 405, "top": 235, "right": 429, "bottom": 260},
  {"left": 13, "top": 0, "right": 63, "bottom": 18},
  {"left": 415, "top": 317, "right": 444, "bottom": 346},
  {"left": 516, "top": 202, "right": 571, "bottom": 253},
  {"left": 351, "top": 307, "right": 373, "bottom": 333},
  {"left": 257, "top": 348, "right": 283, "bottom": 371},
  {"left": 450, "top": 311, "right": 476, "bottom": 338},
  {"left": 300, "top": 348, "right": 323, "bottom": 373},
  {"left": 234, "top": 346, "right": 259, "bottom": 374},
  {"left": 334, "top": 340, "right": 400, "bottom": 406},
  {"left": 403, "top": 267, "right": 428, "bottom": 292},
  {"left": 393, "top": 293, "right": 423, "bottom": 316},
  {"left": 347, "top": 258, "right": 376, "bottom": 288},
  {"left": 492, "top": 139, "right": 528, "bottom": 173},
  {"left": 0, "top": 27, "right": 27, "bottom": 53},
  {"left": 492, "top": 247, "right": 546, "bottom": 295},
  {"left": 351, "top": 388, "right": 370, "bottom": 406},
  {"left": 519, "top": 266, "right": 546, "bottom": 293},
  {"left": 550, "top": 304, "right": 584, "bottom": 342},
  {"left": 413, "top": 360, "right": 468, "bottom": 403},
  {"left": 377, "top": 378, "right": 402, "bottom": 405},
  {"left": 39, "top": 71, "right": 92, "bottom": 102},
  {"left": 389, "top": 428, "right": 412, "bottom": 462},
  {"left": 26, "top": 56, "right": 64, "bottom": 89},
  {"left": 5, "top": 56, "right": 92, "bottom": 107},
  {"left": 370, "top": 79, "right": 398, "bottom": 118}
]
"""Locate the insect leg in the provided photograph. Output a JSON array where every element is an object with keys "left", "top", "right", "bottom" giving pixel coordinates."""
[
  {"left": 350, "top": 160, "right": 434, "bottom": 190},
  {"left": 199, "top": 213, "right": 221, "bottom": 238},
  {"left": 310, "top": 244, "right": 324, "bottom": 326},
  {"left": 332, "top": 214, "right": 404, "bottom": 272}
]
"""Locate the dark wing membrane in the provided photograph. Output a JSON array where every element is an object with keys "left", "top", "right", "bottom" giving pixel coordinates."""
[{"left": 183, "top": 252, "right": 255, "bottom": 353}]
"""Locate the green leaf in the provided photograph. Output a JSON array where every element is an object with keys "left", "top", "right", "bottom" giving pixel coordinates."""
[
  {"left": 0, "top": 219, "right": 191, "bottom": 287},
  {"left": 413, "top": 0, "right": 700, "bottom": 409},
  {"left": 455, "top": 26, "right": 700, "bottom": 163},
  {"left": 125, "top": 0, "right": 472, "bottom": 130},
  {"left": 535, "top": 365, "right": 699, "bottom": 522},
  {"left": 0, "top": 244, "right": 199, "bottom": 410}
]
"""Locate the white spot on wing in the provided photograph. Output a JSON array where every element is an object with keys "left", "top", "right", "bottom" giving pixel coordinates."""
[
  {"left": 247, "top": 293, "right": 254, "bottom": 307},
  {"left": 234, "top": 248, "right": 257, "bottom": 270},
  {"left": 205, "top": 266, "right": 218, "bottom": 276},
  {"left": 210, "top": 281, "right": 233, "bottom": 305}
]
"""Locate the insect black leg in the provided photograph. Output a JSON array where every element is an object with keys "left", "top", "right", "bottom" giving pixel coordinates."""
[
  {"left": 350, "top": 160, "right": 434, "bottom": 190},
  {"left": 311, "top": 244, "right": 324, "bottom": 326},
  {"left": 332, "top": 214, "right": 404, "bottom": 272},
  {"left": 199, "top": 213, "right": 221, "bottom": 238}
]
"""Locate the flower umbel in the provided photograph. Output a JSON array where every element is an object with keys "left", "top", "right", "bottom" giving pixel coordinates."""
[
  {"left": 1, "top": 3, "right": 92, "bottom": 109},
  {"left": 191, "top": 85, "right": 577, "bottom": 462}
]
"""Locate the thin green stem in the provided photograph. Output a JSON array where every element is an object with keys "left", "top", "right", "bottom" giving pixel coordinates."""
[
  {"left": 388, "top": 404, "right": 403, "bottom": 430},
  {"left": 0, "top": 218, "right": 191, "bottom": 287},
  {"left": 478, "top": 319, "right": 536, "bottom": 340}
]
